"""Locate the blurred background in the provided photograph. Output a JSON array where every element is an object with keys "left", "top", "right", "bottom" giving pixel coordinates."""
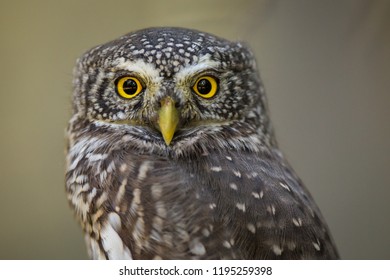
[{"left": 0, "top": 0, "right": 389, "bottom": 259}]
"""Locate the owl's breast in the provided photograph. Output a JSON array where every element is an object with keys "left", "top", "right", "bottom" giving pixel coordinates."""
[{"left": 66, "top": 131, "right": 338, "bottom": 259}]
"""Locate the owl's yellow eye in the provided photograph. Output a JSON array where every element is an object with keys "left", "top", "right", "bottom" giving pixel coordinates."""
[
  {"left": 115, "top": 76, "right": 143, "bottom": 99},
  {"left": 193, "top": 76, "right": 218, "bottom": 99}
]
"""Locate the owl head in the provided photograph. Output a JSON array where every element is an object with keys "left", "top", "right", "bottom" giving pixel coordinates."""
[{"left": 71, "top": 27, "right": 275, "bottom": 155}]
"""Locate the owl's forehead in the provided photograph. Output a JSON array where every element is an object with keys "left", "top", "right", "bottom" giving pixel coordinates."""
[{"left": 81, "top": 27, "right": 250, "bottom": 77}]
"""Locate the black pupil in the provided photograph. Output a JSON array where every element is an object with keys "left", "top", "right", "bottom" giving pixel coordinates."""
[
  {"left": 123, "top": 79, "right": 138, "bottom": 95},
  {"left": 197, "top": 79, "right": 212, "bottom": 95}
]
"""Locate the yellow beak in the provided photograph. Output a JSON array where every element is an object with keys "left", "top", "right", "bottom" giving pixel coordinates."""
[{"left": 157, "top": 97, "right": 179, "bottom": 145}]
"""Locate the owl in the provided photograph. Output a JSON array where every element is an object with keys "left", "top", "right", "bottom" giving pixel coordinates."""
[{"left": 65, "top": 27, "right": 339, "bottom": 259}]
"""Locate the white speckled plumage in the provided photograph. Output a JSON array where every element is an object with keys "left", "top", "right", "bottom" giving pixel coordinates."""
[{"left": 66, "top": 27, "right": 339, "bottom": 259}]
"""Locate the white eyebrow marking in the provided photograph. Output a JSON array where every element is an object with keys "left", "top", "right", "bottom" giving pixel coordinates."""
[
  {"left": 112, "top": 58, "right": 163, "bottom": 84},
  {"left": 174, "top": 54, "right": 220, "bottom": 80}
]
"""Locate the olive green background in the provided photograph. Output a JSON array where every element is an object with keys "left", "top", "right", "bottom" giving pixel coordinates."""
[{"left": 0, "top": 0, "right": 389, "bottom": 259}]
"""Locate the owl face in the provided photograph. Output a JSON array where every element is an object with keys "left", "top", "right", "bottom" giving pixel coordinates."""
[{"left": 72, "top": 27, "right": 273, "bottom": 151}]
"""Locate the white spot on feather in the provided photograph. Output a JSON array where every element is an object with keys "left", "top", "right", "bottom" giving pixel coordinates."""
[
  {"left": 152, "top": 216, "right": 164, "bottom": 232},
  {"left": 115, "top": 178, "right": 127, "bottom": 206},
  {"left": 260, "top": 191, "right": 264, "bottom": 198},
  {"left": 202, "top": 228, "right": 210, "bottom": 237},
  {"left": 96, "top": 192, "right": 108, "bottom": 208},
  {"left": 229, "top": 183, "right": 238, "bottom": 190},
  {"left": 130, "top": 188, "right": 141, "bottom": 213},
  {"left": 107, "top": 212, "right": 121, "bottom": 231},
  {"left": 155, "top": 201, "right": 167, "bottom": 218},
  {"left": 272, "top": 244, "right": 283, "bottom": 256},
  {"left": 87, "top": 187, "right": 97, "bottom": 203},
  {"left": 100, "top": 219, "right": 132, "bottom": 259},
  {"left": 119, "top": 163, "right": 127, "bottom": 173},
  {"left": 313, "top": 239, "right": 321, "bottom": 251},
  {"left": 236, "top": 202, "right": 246, "bottom": 212},
  {"left": 292, "top": 217, "right": 303, "bottom": 227},
  {"left": 137, "top": 161, "right": 151, "bottom": 181},
  {"left": 252, "top": 192, "right": 260, "bottom": 199},
  {"left": 99, "top": 170, "right": 107, "bottom": 183},
  {"left": 87, "top": 153, "right": 108, "bottom": 162},
  {"left": 247, "top": 223, "right": 256, "bottom": 234},
  {"left": 267, "top": 205, "right": 276, "bottom": 215},
  {"left": 107, "top": 161, "right": 116, "bottom": 173},
  {"left": 210, "top": 166, "right": 222, "bottom": 172},
  {"left": 247, "top": 172, "right": 258, "bottom": 179},
  {"left": 132, "top": 217, "right": 145, "bottom": 247},
  {"left": 189, "top": 239, "right": 206, "bottom": 256},
  {"left": 287, "top": 242, "right": 296, "bottom": 250},
  {"left": 223, "top": 240, "right": 231, "bottom": 248},
  {"left": 279, "top": 182, "right": 291, "bottom": 192},
  {"left": 233, "top": 170, "right": 241, "bottom": 178},
  {"left": 75, "top": 175, "right": 87, "bottom": 184},
  {"left": 151, "top": 183, "right": 162, "bottom": 200}
]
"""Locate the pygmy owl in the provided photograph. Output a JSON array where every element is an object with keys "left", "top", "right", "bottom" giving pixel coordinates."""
[{"left": 65, "top": 27, "right": 339, "bottom": 259}]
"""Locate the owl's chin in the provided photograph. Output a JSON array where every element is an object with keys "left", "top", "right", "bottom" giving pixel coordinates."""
[{"left": 91, "top": 118, "right": 263, "bottom": 156}]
